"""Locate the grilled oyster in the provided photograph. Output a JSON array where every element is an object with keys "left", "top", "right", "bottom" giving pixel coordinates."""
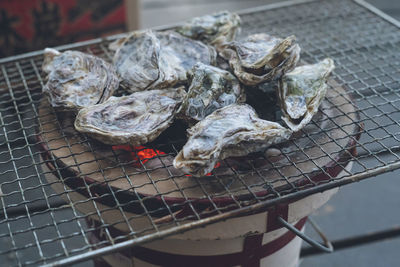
[
  {"left": 278, "top": 58, "right": 335, "bottom": 132},
  {"left": 113, "top": 30, "right": 217, "bottom": 92},
  {"left": 173, "top": 104, "right": 291, "bottom": 176},
  {"left": 112, "top": 31, "right": 160, "bottom": 92},
  {"left": 179, "top": 63, "right": 246, "bottom": 122},
  {"left": 175, "top": 11, "right": 241, "bottom": 50},
  {"left": 221, "top": 33, "right": 300, "bottom": 86},
  {"left": 74, "top": 88, "right": 186, "bottom": 145},
  {"left": 42, "top": 48, "right": 119, "bottom": 111}
]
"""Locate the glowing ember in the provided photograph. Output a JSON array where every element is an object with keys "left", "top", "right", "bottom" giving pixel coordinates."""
[
  {"left": 135, "top": 146, "right": 166, "bottom": 162},
  {"left": 214, "top": 162, "right": 221, "bottom": 169},
  {"left": 112, "top": 145, "right": 166, "bottom": 166}
]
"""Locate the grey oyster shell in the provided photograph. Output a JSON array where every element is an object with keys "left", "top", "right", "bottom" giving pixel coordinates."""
[
  {"left": 112, "top": 31, "right": 160, "bottom": 92},
  {"left": 42, "top": 48, "right": 119, "bottom": 111},
  {"left": 221, "top": 33, "right": 300, "bottom": 86},
  {"left": 175, "top": 11, "right": 241, "bottom": 50},
  {"left": 74, "top": 87, "right": 186, "bottom": 145},
  {"left": 173, "top": 104, "right": 292, "bottom": 176},
  {"left": 179, "top": 62, "right": 246, "bottom": 122},
  {"left": 277, "top": 58, "right": 335, "bottom": 132},
  {"left": 112, "top": 30, "right": 217, "bottom": 92}
]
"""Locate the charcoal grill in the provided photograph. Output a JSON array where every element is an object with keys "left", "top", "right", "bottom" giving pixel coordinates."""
[{"left": 0, "top": 0, "right": 400, "bottom": 266}]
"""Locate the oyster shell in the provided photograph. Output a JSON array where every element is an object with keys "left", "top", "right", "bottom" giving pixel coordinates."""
[
  {"left": 112, "top": 30, "right": 217, "bottom": 92},
  {"left": 179, "top": 62, "right": 246, "bottom": 122},
  {"left": 112, "top": 31, "right": 160, "bottom": 91},
  {"left": 221, "top": 33, "right": 300, "bottom": 86},
  {"left": 42, "top": 48, "right": 119, "bottom": 111},
  {"left": 173, "top": 104, "right": 292, "bottom": 176},
  {"left": 74, "top": 87, "right": 186, "bottom": 145},
  {"left": 277, "top": 58, "right": 335, "bottom": 132},
  {"left": 175, "top": 11, "right": 241, "bottom": 50}
]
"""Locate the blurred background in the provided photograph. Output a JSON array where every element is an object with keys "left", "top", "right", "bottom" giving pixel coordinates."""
[{"left": 1, "top": 0, "right": 399, "bottom": 57}]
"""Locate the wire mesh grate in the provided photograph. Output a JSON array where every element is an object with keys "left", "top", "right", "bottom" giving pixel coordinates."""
[{"left": 0, "top": 0, "right": 399, "bottom": 265}]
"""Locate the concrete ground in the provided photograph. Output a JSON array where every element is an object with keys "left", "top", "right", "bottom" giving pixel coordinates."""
[{"left": 301, "top": 164, "right": 400, "bottom": 267}]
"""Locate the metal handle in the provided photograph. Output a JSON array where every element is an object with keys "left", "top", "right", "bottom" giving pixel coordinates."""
[{"left": 277, "top": 216, "right": 333, "bottom": 253}]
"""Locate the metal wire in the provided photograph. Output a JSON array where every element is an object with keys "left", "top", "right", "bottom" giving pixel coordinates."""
[
  {"left": 0, "top": 0, "right": 399, "bottom": 266},
  {"left": 278, "top": 216, "right": 333, "bottom": 253}
]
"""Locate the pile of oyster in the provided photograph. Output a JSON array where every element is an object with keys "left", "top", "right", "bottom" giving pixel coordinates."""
[{"left": 42, "top": 11, "right": 334, "bottom": 177}]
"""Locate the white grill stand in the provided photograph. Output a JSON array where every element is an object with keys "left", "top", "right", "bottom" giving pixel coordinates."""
[{"left": 77, "top": 163, "right": 352, "bottom": 267}]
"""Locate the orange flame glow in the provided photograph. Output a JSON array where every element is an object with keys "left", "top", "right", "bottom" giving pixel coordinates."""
[{"left": 112, "top": 145, "right": 166, "bottom": 166}]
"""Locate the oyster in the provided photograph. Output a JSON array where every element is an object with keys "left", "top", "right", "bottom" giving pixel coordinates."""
[
  {"left": 277, "top": 58, "right": 335, "bottom": 132},
  {"left": 42, "top": 48, "right": 119, "bottom": 111},
  {"left": 179, "top": 62, "right": 246, "bottom": 122},
  {"left": 112, "top": 30, "right": 217, "bottom": 91},
  {"left": 112, "top": 31, "right": 160, "bottom": 91},
  {"left": 221, "top": 33, "right": 300, "bottom": 86},
  {"left": 173, "top": 104, "right": 291, "bottom": 176},
  {"left": 175, "top": 11, "right": 241, "bottom": 50},
  {"left": 74, "top": 88, "right": 186, "bottom": 145}
]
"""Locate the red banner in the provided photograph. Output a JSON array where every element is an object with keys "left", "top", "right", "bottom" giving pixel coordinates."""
[{"left": 0, "top": 0, "right": 126, "bottom": 57}]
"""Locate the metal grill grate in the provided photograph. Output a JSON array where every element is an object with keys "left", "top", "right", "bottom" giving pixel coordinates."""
[{"left": 0, "top": 0, "right": 400, "bottom": 265}]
